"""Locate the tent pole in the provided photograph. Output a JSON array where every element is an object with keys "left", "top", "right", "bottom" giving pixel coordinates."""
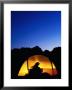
[
  {"left": 51, "top": 62, "right": 54, "bottom": 75},
  {"left": 27, "top": 59, "right": 29, "bottom": 73}
]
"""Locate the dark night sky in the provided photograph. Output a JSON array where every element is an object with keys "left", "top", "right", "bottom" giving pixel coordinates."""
[{"left": 11, "top": 11, "right": 61, "bottom": 51}]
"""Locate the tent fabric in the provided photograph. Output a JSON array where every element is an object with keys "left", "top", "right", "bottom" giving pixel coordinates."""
[{"left": 18, "top": 55, "right": 57, "bottom": 76}]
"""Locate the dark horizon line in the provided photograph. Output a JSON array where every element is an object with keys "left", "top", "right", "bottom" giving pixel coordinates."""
[{"left": 11, "top": 46, "right": 61, "bottom": 52}]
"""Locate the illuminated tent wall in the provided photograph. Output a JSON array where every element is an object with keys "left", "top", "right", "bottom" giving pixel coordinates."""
[{"left": 18, "top": 55, "right": 57, "bottom": 76}]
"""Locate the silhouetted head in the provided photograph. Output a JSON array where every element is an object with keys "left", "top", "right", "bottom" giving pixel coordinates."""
[
  {"left": 35, "top": 62, "right": 40, "bottom": 66},
  {"left": 32, "top": 62, "right": 40, "bottom": 69}
]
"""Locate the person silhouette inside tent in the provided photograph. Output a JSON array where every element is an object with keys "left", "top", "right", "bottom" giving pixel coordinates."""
[{"left": 28, "top": 62, "right": 43, "bottom": 78}]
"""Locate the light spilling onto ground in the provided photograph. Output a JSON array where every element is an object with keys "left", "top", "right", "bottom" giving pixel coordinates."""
[{"left": 18, "top": 55, "right": 57, "bottom": 76}]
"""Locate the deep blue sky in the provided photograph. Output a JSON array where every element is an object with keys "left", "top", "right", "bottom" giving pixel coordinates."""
[{"left": 11, "top": 11, "right": 61, "bottom": 51}]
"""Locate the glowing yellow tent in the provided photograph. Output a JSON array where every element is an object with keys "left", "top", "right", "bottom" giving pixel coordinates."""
[{"left": 18, "top": 55, "right": 57, "bottom": 76}]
